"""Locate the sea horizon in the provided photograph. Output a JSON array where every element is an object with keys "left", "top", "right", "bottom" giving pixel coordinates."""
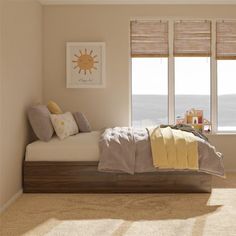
[{"left": 132, "top": 94, "right": 236, "bottom": 129}]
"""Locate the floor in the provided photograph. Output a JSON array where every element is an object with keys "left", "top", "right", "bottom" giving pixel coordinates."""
[{"left": 0, "top": 173, "right": 236, "bottom": 236}]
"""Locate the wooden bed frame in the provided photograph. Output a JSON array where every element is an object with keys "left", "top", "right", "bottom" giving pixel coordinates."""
[{"left": 23, "top": 161, "right": 212, "bottom": 193}]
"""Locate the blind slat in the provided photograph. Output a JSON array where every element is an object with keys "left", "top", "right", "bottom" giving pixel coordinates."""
[
  {"left": 130, "top": 20, "right": 168, "bottom": 57},
  {"left": 216, "top": 21, "right": 236, "bottom": 59},
  {"left": 174, "top": 20, "right": 211, "bottom": 57}
]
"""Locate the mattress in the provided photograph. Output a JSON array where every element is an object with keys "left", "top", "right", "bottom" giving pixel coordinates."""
[{"left": 25, "top": 131, "right": 101, "bottom": 162}]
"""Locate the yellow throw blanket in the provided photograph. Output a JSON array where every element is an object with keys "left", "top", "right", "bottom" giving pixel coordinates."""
[{"left": 148, "top": 127, "right": 199, "bottom": 170}]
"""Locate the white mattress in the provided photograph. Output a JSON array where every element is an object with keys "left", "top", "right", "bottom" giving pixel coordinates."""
[{"left": 25, "top": 131, "right": 101, "bottom": 162}]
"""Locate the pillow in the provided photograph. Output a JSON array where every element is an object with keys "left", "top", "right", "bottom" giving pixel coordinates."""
[
  {"left": 50, "top": 112, "right": 79, "bottom": 140},
  {"left": 47, "top": 100, "right": 63, "bottom": 114},
  {"left": 27, "top": 105, "right": 54, "bottom": 142},
  {"left": 73, "top": 112, "right": 91, "bottom": 132}
]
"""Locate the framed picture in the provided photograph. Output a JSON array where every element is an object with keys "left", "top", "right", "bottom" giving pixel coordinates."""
[{"left": 66, "top": 42, "right": 106, "bottom": 88}]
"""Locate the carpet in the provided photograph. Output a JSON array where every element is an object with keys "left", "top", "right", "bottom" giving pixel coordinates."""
[{"left": 1, "top": 174, "right": 236, "bottom": 236}]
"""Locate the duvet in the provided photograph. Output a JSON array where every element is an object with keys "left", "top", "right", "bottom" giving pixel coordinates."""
[{"left": 98, "top": 127, "right": 225, "bottom": 177}]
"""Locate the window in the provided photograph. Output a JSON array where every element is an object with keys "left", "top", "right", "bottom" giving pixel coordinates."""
[
  {"left": 217, "top": 60, "right": 236, "bottom": 131},
  {"left": 131, "top": 19, "right": 236, "bottom": 133},
  {"left": 175, "top": 57, "right": 211, "bottom": 122},
  {"left": 130, "top": 20, "right": 168, "bottom": 127},
  {"left": 174, "top": 20, "right": 211, "bottom": 123},
  {"left": 216, "top": 21, "right": 236, "bottom": 132},
  {"left": 132, "top": 58, "right": 168, "bottom": 127}
]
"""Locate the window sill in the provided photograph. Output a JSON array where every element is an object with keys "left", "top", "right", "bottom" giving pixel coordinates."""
[{"left": 206, "top": 132, "right": 236, "bottom": 136}]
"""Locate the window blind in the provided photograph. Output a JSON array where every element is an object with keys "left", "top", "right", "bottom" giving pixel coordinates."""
[
  {"left": 130, "top": 20, "right": 168, "bottom": 57},
  {"left": 216, "top": 21, "right": 236, "bottom": 60},
  {"left": 174, "top": 20, "right": 211, "bottom": 57}
]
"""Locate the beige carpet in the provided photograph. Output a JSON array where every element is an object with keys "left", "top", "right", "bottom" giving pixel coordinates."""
[{"left": 1, "top": 174, "right": 236, "bottom": 236}]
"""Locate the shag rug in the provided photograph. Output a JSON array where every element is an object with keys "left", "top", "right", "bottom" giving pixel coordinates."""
[{"left": 1, "top": 174, "right": 236, "bottom": 236}]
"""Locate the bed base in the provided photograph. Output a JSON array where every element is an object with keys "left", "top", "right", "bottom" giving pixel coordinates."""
[{"left": 23, "top": 161, "right": 212, "bottom": 193}]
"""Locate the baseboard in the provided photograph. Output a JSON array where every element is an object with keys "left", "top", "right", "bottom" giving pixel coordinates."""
[{"left": 0, "top": 189, "right": 23, "bottom": 215}]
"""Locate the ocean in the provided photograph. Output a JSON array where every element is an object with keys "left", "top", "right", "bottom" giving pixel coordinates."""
[{"left": 132, "top": 94, "right": 236, "bottom": 129}]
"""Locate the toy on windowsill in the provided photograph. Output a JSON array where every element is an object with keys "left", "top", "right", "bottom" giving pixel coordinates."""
[
  {"left": 185, "top": 108, "right": 203, "bottom": 132},
  {"left": 175, "top": 108, "right": 212, "bottom": 134},
  {"left": 176, "top": 115, "right": 185, "bottom": 125},
  {"left": 175, "top": 109, "right": 212, "bottom": 134},
  {"left": 203, "top": 119, "right": 212, "bottom": 134}
]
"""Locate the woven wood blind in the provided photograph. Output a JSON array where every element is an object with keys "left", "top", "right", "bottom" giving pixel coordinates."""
[
  {"left": 174, "top": 20, "right": 211, "bottom": 57},
  {"left": 216, "top": 21, "right": 236, "bottom": 60},
  {"left": 130, "top": 20, "right": 168, "bottom": 57}
]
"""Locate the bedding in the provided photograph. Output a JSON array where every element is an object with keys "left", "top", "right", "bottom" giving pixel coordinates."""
[
  {"left": 98, "top": 127, "right": 155, "bottom": 174},
  {"left": 73, "top": 112, "right": 91, "bottom": 133},
  {"left": 47, "top": 100, "right": 63, "bottom": 114},
  {"left": 25, "top": 131, "right": 100, "bottom": 162},
  {"left": 50, "top": 112, "right": 79, "bottom": 140},
  {"left": 98, "top": 127, "right": 225, "bottom": 177},
  {"left": 27, "top": 105, "right": 54, "bottom": 142},
  {"left": 148, "top": 126, "right": 199, "bottom": 170},
  {"left": 25, "top": 126, "right": 224, "bottom": 177}
]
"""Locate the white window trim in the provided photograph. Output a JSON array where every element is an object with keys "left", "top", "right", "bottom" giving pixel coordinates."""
[
  {"left": 129, "top": 18, "right": 236, "bottom": 134},
  {"left": 211, "top": 19, "right": 218, "bottom": 134},
  {"left": 168, "top": 20, "right": 175, "bottom": 125}
]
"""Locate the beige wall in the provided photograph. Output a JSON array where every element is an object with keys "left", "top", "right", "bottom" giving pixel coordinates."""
[
  {"left": 43, "top": 5, "right": 236, "bottom": 171},
  {"left": 0, "top": 0, "right": 42, "bottom": 210}
]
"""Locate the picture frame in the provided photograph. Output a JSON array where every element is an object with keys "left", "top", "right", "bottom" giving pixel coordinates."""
[{"left": 66, "top": 42, "right": 106, "bottom": 88}]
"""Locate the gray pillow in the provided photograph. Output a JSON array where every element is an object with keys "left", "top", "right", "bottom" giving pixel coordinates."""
[
  {"left": 27, "top": 105, "right": 54, "bottom": 142},
  {"left": 73, "top": 112, "right": 91, "bottom": 132}
]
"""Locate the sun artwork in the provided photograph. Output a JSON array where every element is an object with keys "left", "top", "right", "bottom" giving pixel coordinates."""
[{"left": 72, "top": 49, "right": 98, "bottom": 75}]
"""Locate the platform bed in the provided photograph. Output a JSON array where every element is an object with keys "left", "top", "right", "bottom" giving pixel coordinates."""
[{"left": 23, "top": 161, "right": 212, "bottom": 193}]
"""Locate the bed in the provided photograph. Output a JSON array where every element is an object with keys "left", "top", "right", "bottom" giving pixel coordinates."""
[{"left": 23, "top": 130, "right": 214, "bottom": 193}]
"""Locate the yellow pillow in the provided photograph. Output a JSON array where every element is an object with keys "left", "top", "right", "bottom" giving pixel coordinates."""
[{"left": 47, "top": 101, "right": 63, "bottom": 114}]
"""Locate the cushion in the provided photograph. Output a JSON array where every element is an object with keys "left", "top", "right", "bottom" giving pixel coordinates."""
[
  {"left": 73, "top": 112, "right": 92, "bottom": 132},
  {"left": 47, "top": 100, "right": 63, "bottom": 114},
  {"left": 50, "top": 112, "right": 79, "bottom": 140},
  {"left": 27, "top": 105, "right": 54, "bottom": 142}
]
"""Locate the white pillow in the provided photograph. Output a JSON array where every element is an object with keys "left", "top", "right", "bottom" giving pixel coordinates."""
[{"left": 50, "top": 112, "right": 79, "bottom": 140}]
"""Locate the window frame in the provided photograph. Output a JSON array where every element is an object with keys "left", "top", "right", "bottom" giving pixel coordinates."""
[{"left": 130, "top": 18, "right": 236, "bottom": 134}]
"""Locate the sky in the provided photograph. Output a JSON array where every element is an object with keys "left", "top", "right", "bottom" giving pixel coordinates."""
[{"left": 132, "top": 57, "right": 236, "bottom": 95}]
